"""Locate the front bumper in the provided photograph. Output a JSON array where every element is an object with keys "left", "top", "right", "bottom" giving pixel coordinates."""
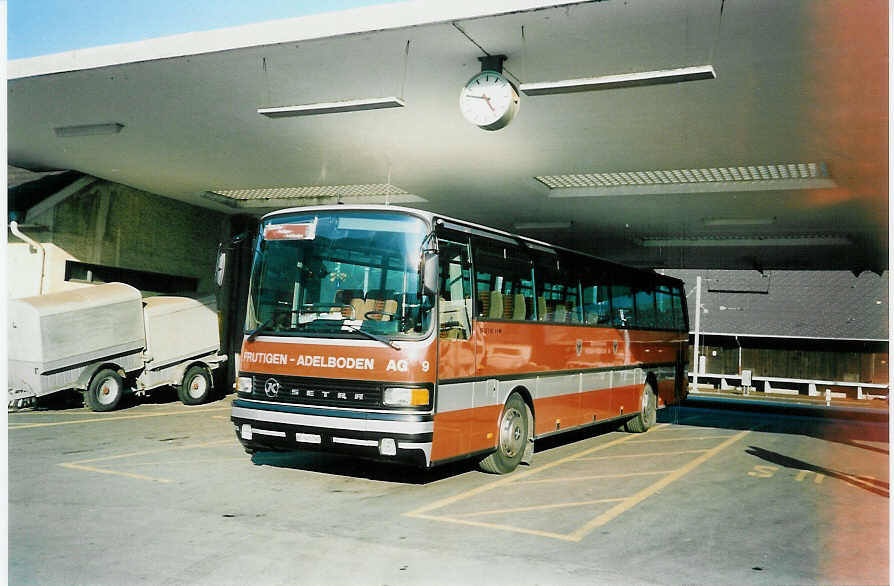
[{"left": 231, "top": 399, "right": 432, "bottom": 467}]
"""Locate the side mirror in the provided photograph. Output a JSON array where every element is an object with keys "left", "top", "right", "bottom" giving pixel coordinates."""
[
  {"left": 214, "top": 249, "right": 227, "bottom": 287},
  {"left": 422, "top": 254, "right": 438, "bottom": 297}
]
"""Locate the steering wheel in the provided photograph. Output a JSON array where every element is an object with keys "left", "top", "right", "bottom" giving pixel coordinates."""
[
  {"left": 303, "top": 303, "right": 356, "bottom": 319},
  {"left": 363, "top": 310, "right": 399, "bottom": 321}
]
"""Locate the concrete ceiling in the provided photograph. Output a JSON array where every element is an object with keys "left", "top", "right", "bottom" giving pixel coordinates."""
[{"left": 7, "top": 0, "right": 888, "bottom": 272}]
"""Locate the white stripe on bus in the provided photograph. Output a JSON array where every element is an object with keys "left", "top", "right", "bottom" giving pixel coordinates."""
[{"left": 232, "top": 406, "right": 434, "bottom": 435}]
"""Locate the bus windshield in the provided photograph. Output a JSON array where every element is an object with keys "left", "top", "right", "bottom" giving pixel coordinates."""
[{"left": 245, "top": 211, "right": 433, "bottom": 340}]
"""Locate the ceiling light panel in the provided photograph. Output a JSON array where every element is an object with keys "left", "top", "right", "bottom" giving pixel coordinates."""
[
  {"left": 519, "top": 65, "right": 716, "bottom": 96},
  {"left": 204, "top": 184, "right": 425, "bottom": 208},
  {"left": 537, "top": 163, "right": 835, "bottom": 197},
  {"left": 54, "top": 123, "right": 125, "bottom": 137},
  {"left": 258, "top": 97, "right": 405, "bottom": 118},
  {"left": 639, "top": 234, "right": 852, "bottom": 247}
]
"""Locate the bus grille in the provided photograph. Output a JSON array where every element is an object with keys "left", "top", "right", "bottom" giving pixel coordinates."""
[{"left": 249, "top": 375, "right": 383, "bottom": 409}]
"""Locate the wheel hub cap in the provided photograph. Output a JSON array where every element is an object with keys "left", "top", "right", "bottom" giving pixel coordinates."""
[
  {"left": 499, "top": 407, "right": 524, "bottom": 458},
  {"left": 188, "top": 376, "right": 207, "bottom": 399}
]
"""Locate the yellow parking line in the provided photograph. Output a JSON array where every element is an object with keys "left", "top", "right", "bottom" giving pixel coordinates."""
[
  {"left": 453, "top": 497, "right": 627, "bottom": 518},
  {"left": 515, "top": 470, "right": 677, "bottom": 485},
  {"left": 9, "top": 406, "right": 231, "bottom": 430},
  {"left": 628, "top": 434, "right": 737, "bottom": 444},
  {"left": 60, "top": 462, "right": 175, "bottom": 484},
  {"left": 405, "top": 424, "right": 750, "bottom": 542},
  {"left": 405, "top": 429, "right": 652, "bottom": 518},
  {"left": 576, "top": 449, "right": 710, "bottom": 460},
  {"left": 116, "top": 457, "right": 246, "bottom": 467},
  {"left": 567, "top": 429, "right": 751, "bottom": 541},
  {"left": 408, "top": 513, "right": 579, "bottom": 542},
  {"left": 59, "top": 438, "right": 233, "bottom": 483}
]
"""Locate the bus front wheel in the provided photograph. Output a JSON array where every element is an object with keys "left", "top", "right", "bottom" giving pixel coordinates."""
[
  {"left": 625, "top": 382, "right": 657, "bottom": 433},
  {"left": 479, "top": 393, "right": 528, "bottom": 474}
]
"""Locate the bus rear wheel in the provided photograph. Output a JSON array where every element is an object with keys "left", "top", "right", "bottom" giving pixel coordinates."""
[
  {"left": 625, "top": 382, "right": 657, "bottom": 433},
  {"left": 479, "top": 393, "right": 528, "bottom": 474}
]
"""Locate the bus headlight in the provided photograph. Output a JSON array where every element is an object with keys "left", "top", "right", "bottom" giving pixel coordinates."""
[
  {"left": 237, "top": 376, "right": 253, "bottom": 394},
  {"left": 383, "top": 387, "right": 430, "bottom": 408}
]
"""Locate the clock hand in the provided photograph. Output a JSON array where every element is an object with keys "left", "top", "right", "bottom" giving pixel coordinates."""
[{"left": 468, "top": 94, "right": 496, "bottom": 111}]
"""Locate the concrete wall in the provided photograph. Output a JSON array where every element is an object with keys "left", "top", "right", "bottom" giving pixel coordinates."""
[{"left": 8, "top": 180, "right": 229, "bottom": 299}]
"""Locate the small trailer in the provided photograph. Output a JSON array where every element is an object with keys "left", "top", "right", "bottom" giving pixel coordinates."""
[{"left": 8, "top": 282, "right": 225, "bottom": 411}]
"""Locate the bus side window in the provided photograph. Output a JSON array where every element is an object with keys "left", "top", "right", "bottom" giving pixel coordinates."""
[
  {"left": 473, "top": 241, "right": 534, "bottom": 321},
  {"left": 655, "top": 285, "right": 675, "bottom": 329},
  {"left": 611, "top": 284, "right": 635, "bottom": 327},
  {"left": 672, "top": 285, "right": 687, "bottom": 331},
  {"left": 579, "top": 263, "right": 611, "bottom": 325},
  {"left": 634, "top": 284, "right": 656, "bottom": 328}
]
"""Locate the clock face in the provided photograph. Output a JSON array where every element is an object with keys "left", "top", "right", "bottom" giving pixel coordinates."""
[{"left": 459, "top": 71, "right": 520, "bottom": 131}]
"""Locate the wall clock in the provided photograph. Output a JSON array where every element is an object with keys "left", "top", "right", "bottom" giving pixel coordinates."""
[{"left": 459, "top": 69, "right": 520, "bottom": 131}]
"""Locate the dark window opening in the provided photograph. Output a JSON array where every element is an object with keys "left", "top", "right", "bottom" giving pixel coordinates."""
[{"left": 64, "top": 260, "right": 198, "bottom": 294}]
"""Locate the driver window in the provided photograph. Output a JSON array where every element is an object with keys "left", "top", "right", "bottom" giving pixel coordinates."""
[{"left": 438, "top": 238, "right": 473, "bottom": 340}]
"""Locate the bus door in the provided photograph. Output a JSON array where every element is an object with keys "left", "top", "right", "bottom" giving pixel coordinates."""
[
  {"left": 436, "top": 238, "right": 475, "bottom": 380},
  {"left": 432, "top": 238, "right": 476, "bottom": 459}
]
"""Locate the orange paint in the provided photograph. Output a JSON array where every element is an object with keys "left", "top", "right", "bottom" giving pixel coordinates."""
[
  {"left": 431, "top": 404, "right": 501, "bottom": 462},
  {"left": 241, "top": 338, "right": 437, "bottom": 383}
]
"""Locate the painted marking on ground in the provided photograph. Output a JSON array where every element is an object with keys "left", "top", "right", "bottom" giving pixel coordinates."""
[
  {"left": 59, "top": 439, "right": 233, "bottom": 483},
  {"left": 629, "top": 434, "right": 737, "bottom": 444},
  {"left": 514, "top": 470, "right": 678, "bottom": 485},
  {"left": 405, "top": 425, "right": 751, "bottom": 542},
  {"left": 405, "top": 429, "right": 650, "bottom": 518},
  {"left": 576, "top": 449, "right": 710, "bottom": 461},
  {"left": 567, "top": 430, "right": 751, "bottom": 541},
  {"left": 452, "top": 498, "right": 628, "bottom": 518},
  {"left": 9, "top": 406, "right": 231, "bottom": 430}
]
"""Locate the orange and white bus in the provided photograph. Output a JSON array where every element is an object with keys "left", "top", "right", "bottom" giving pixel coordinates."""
[{"left": 230, "top": 205, "right": 689, "bottom": 473}]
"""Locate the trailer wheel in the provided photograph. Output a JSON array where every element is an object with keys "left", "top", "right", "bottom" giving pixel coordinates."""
[
  {"left": 479, "top": 393, "right": 528, "bottom": 474},
  {"left": 85, "top": 369, "right": 124, "bottom": 412},
  {"left": 625, "top": 382, "right": 657, "bottom": 433},
  {"left": 179, "top": 365, "right": 212, "bottom": 405}
]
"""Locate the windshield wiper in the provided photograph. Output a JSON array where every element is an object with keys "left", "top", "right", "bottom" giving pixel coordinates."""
[
  {"left": 246, "top": 317, "right": 275, "bottom": 342},
  {"left": 341, "top": 323, "right": 401, "bottom": 350}
]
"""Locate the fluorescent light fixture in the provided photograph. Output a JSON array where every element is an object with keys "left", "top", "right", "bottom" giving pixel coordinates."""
[
  {"left": 639, "top": 235, "right": 852, "bottom": 248},
  {"left": 519, "top": 65, "right": 715, "bottom": 96},
  {"left": 258, "top": 97, "right": 405, "bottom": 118},
  {"left": 54, "top": 123, "right": 124, "bottom": 137},
  {"left": 703, "top": 217, "right": 777, "bottom": 226},
  {"left": 513, "top": 221, "right": 572, "bottom": 230},
  {"left": 204, "top": 184, "right": 425, "bottom": 208},
  {"left": 538, "top": 163, "right": 835, "bottom": 197}
]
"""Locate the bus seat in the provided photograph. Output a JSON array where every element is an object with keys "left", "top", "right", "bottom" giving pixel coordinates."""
[
  {"left": 349, "top": 298, "right": 368, "bottom": 320},
  {"left": 379, "top": 299, "right": 398, "bottom": 320},
  {"left": 568, "top": 304, "right": 581, "bottom": 323},
  {"left": 502, "top": 294, "right": 514, "bottom": 320},
  {"left": 477, "top": 291, "right": 490, "bottom": 318},
  {"left": 512, "top": 294, "right": 527, "bottom": 320},
  {"left": 359, "top": 299, "right": 378, "bottom": 319},
  {"left": 554, "top": 304, "right": 567, "bottom": 322},
  {"left": 537, "top": 296, "right": 547, "bottom": 321},
  {"left": 488, "top": 291, "right": 504, "bottom": 319}
]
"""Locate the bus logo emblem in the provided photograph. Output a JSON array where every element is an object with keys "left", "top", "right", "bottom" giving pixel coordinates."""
[
  {"left": 264, "top": 378, "right": 280, "bottom": 398},
  {"left": 576, "top": 340, "right": 583, "bottom": 356}
]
